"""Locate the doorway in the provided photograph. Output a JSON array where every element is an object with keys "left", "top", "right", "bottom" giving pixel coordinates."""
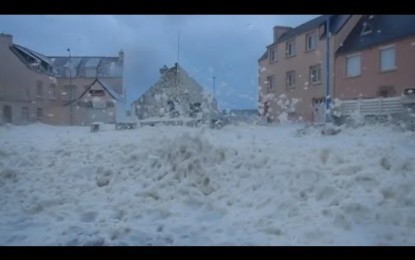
[{"left": 2, "top": 105, "right": 12, "bottom": 123}]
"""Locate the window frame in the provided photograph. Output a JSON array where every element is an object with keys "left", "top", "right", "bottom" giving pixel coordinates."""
[
  {"left": 36, "top": 80, "right": 43, "bottom": 98},
  {"left": 286, "top": 39, "right": 296, "bottom": 58},
  {"left": 269, "top": 47, "right": 277, "bottom": 63},
  {"left": 345, "top": 53, "right": 362, "bottom": 78},
  {"left": 266, "top": 75, "right": 275, "bottom": 92},
  {"left": 49, "top": 83, "right": 57, "bottom": 100},
  {"left": 37, "top": 107, "right": 43, "bottom": 121},
  {"left": 21, "top": 106, "right": 29, "bottom": 123},
  {"left": 309, "top": 65, "right": 322, "bottom": 84},
  {"left": 286, "top": 70, "right": 296, "bottom": 89},
  {"left": 379, "top": 45, "right": 396, "bottom": 72},
  {"left": 305, "top": 32, "right": 317, "bottom": 51}
]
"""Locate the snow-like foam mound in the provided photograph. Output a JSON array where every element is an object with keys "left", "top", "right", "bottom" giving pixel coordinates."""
[{"left": 0, "top": 124, "right": 414, "bottom": 245}]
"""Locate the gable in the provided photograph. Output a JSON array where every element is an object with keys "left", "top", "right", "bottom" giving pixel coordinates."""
[
  {"left": 75, "top": 78, "right": 125, "bottom": 103},
  {"left": 337, "top": 15, "right": 415, "bottom": 55}
]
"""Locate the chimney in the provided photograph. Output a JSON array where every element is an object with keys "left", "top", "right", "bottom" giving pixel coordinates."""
[
  {"left": 118, "top": 49, "right": 124, "bottom": 64},
  {"left": 159, "top": 65, "right": 168, "bottom": 75},
  {"left": 273, "top": 26, "right": 292, "bottom": 42},
  {"left": 0, "top": 33, "right": 13, "bottom": 47}
]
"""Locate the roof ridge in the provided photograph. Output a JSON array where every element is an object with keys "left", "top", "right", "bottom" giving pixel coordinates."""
[{"left": 48, "top": 56, "right": 118, "bottom": 59}]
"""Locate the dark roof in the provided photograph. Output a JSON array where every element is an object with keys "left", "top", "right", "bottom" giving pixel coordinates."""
[
  {"left": 9, "top": 43, "right": 123, "bottom": 78},
  {"left": 11, "top": 44, "right": 54, "bottom": 74},
  {"left": 277, "top": 15, "right": 332, "bottom": 43},
  {"left": 13, "top": 45, "right": 52, "bottom": 64},
  {"left": 337, "top": 15, "right": 415, "bottom": 55},
  {"left": 277, "top": 15, "right": 351, "bottom": 43},
  {"left": 258, "top": 50, "right": 268, "bottom": 62},
  {"left": 258, "top": 15, "right": 352, "bottom": 61},
  {"left": 48, "top": 56, "right": 122, "bottom": 78}
]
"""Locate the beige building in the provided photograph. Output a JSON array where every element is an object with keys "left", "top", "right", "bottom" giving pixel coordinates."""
[
  {"left": 0, "top": 34, "right": 58, "bottom": 125},
  {"left": 258, "top": 15, "right": 361, "bottom": 122},
  {"left": 0, "top": 33, "right": 124, "bottom": 125},
  {"left": 48, "top": 51, "right": 124, "bottom": 125}
]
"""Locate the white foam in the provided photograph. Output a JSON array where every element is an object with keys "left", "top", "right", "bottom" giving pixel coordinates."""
[{"left": 0, "top": 123, "right": 414, "bottom": 245}]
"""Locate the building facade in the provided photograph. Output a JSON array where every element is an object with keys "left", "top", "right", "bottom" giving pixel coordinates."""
[
  {"left": 0, "top": 33, "right": 124, "bottom": 125},
  {"left": 258, "top": 15, "right": 361, "bottom": 122},
  {"left": 0, "top": 34, "right": 58, "bottom": 125},
  {"left": 335, "top": 15, "right": 415, "bottom": 100},
  {"left": 134, "top": 63, "right": 218, "bottom": 120}
]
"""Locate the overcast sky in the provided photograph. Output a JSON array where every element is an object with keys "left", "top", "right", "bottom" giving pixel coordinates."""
[{"left": 0, "top": 15, "right": 319, "bottom": 110}]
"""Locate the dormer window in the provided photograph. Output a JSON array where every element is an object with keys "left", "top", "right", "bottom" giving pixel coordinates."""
[
  {"left": 286, "top": 39, "right": 296, "bottom": 57},
  {"left": 361, "top": 22, "right": 373, "bottom": 36},
  {"left": 269, "top": 48, "right": 277, "bottom": 62},
  {"left": 306, "top": 32, "right": 317, "bottom": 51}
]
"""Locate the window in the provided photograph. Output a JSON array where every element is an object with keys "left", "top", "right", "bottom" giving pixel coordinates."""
[
  {"left": 49, "top": 84, "right": 56, "bottom": 100},
  {"left": 286, "top": 70, "right": 296, "bottom": 88},
  {"left": 377, "top": 85, "right": 396, "bottom": 98},
  {"left": 269, "top": 48, "right": 277, "bottom": 62},
  {"left": 312, "top": 97, "right": 325, "bottom": 105},
  {"left": 21, "top": 107, "right": 29, "bottom": 123},
  {"left": 346, "top": 54, "right": 361, "bottom": 77},
  {"left": 89, "top": 89, "right": 105, "bottom": 96},
  {"left": 36, "top": 80, "right": 43, "bottom": 98},
  {"left": 309, "top": 65, "right": 321, "bottom": 84},
  {"left": 37, "top": 108, "right": 43, "bottom": 121},
  {"left": 319, "top": 23, "right": 326, "bottom": 38},
  {"left": 306, "top": 33, "right": 316, "bottom": 51},
  {"left": 266, "top": 75, "right": 275, "bottom": 91},
  {"left": 286, "top": 39, "right": 296, "bottom": 57},
  {"left": 380, "top": 46, "right": 396, "bottom": 72}
]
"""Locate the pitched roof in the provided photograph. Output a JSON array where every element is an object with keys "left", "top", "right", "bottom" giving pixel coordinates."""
[
  {"left": 277, "top": 15, "right": 352, "bottom": 43},
  {"left": 72, "top": 78, "right": 125, "bottom": 105},
  {"left": 258, "top": 50, "right": 268, "bottom": 62},
  {"left": 9, "top": 42, "right": 123, "bottom": 78},
  {"left": 138, "top": 63, "right": 205, "bottom": 100},
  {"left": 337, "top": 15, "right": 415, "bottom": 55},
  {"left": 48, "top": 56, "right": 122, "bottom": 78},
  {"left": 277, "top": 15, "right": 332, "bottom": 43},
  {"left": 97, "top": 79, "right": 125, "bottom": 102},
  {"left": 11, "top": 44, "right": 54, "bottom": 74},
  {"left": 258, "top": 15, "right": 352, "bottom": 61},
  {"left": 13, "top": 44, "right": 52, "bottom": 65}
]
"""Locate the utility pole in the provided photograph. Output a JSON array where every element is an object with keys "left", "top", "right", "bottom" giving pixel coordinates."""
[
  {"left": 177, "top": 31, "right": 180, "bottom": 65},
  {"left": 213, "top": 76, "right": 216, "bottom": 100},
  {"left": 176, "top": 31, "right": 180, "bottom": 88},
  {"left": 324, "top": 16, "right": 331, "bottom": 123},
  {"left": 67, "top": 48, "right": 73, "bottom": 126}
]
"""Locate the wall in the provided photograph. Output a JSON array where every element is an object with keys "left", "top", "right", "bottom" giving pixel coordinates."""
[
  {"left": 335, "top": 36, "right": 415, "bottom": 99},
  {"left": 0, "top": 34, "right": 58, "bottom": 125}
]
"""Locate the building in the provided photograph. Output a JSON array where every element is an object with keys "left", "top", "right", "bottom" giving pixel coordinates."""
[
  {"left": 258, "top": 15, "right": 361, "bottom": 122},
  {"left": 335, "top": 15, "right": 415, "bottom": 100},
  {"left": 134, "top": 63, "right": 218, "bottom": 120},
  {"left": 0, "top": 33, "right": 124, "bottom": 125},
  {"left": 0, "top": 34, "right": 58, "bottom": 125},
  {"left": 66, "top": 78, "right": 126, "bottom": 125},
  {"left": 48, "top": 51, "right": 124, "bottom": 125}
]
